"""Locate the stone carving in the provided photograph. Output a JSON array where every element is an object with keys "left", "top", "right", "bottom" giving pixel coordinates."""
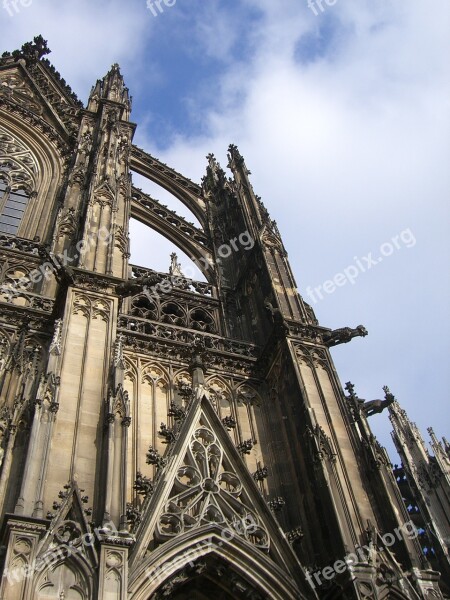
[
  {"left": 115, "top": 272, "right": 162, "bottom": 297},
  {"left": 222, "top": 415, "right": 236, "bottom": 430},
  {"left": 155, "top": 425, "right": 269, "bottom": 550},
  {"left": 305, "top": 424, "right": 336, "bottom": 463},
  {"left": 146, "top": 445, "right": 167, "bottom": 470},
  {"left": 268, "top": 497, "right": 285, "bottom": 512},
  {"left": 169, "top": 252, "right": 184, "bottom": 277},
  {"left": 253, "top": 466, "right": 268, "bottom": 481},
  {"left": 0, "top": 72, "right": 43, "bottom": 116},
  {"left": 360, "top": 396, "right": 395, "bottom": 417},
  {"left": 126, "top": 503, "right": 141, "bottom": 530},
  {"left": 287, "top": 527, "right": 304, "bottom": 544},
  {"left": 323, "top": 324, "right": 368, "bottom": 347},
  {"left": 5, "top": 35, "right": 50, "bottom": 63},
  {"left": 355, "top": 386, "right": 395, "bottom": 418},
  {"left": 0, "top": 125, "right": 38, "bottom": 193},
  {"left": 49, "top": 318, "right": 62, "bottom": 355},
  {"left": 237, "top": 439, "right": 254, "bottom": 454},
  {"left": 167, "top": 401, "right": 186, "bottom": 423},
  {"left": 158, "top": 422, "right": 176, "bottom": 444},
  {"left": 133, "top": 471, "right": 154, "bottom": 497}
]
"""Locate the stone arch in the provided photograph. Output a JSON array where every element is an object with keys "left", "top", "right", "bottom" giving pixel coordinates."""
[
  {"left": 160, "top": 301, "right": 187, "bottom": 328},
  {"left": 189, "top": 307, "right": 216, "bottom": 333},
  {"left": 140, "top": 363, "right": 169, "bottom": 386},
  {"left": 130, "top": 293, "right": 159, "bottom": 321},
  {"left": 33, "top": 555, "right": 95, "bottom": 600},
  {"left": 3, "top": 263, "right": 31, "bottom": 285},
  {"left": 128, "top": 526, "right": 304, "bottom": 600},
  {"left": 130, "top": 147, "right": 215, "bottom": 283},
  {"left": 130, "top": 148, "right": 206, "bottom": 227},
  {"left": 172, "top": 370, "right": 193, "bottom": 408},
  {"left": 0, "top": 113, "right": 64, "bottom": 242},
  {"left": 206, "top": 377, "right": 233, "bottom": 421}
]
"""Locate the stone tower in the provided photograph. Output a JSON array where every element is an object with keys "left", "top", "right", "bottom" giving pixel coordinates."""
[
  {"left": 390, "top": 402, "right": 450, "bottom": 595},
  {"left": 0, "top": 36, "right": 447, "bottom": 599}
]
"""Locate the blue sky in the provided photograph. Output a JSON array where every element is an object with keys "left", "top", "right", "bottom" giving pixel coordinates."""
[{"left": 2, "top": 0, "right": 449, "bottom": 457}]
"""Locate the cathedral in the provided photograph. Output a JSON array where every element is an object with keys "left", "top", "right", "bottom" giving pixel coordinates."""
[{"left": 0, "top": 36, "right": 448, "bottom": 599}]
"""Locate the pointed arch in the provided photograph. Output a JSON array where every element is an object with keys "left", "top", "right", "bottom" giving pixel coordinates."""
[
  {"left": 129, "top": 217, "right": 212, "bottom": 284},
  {"left": 0, "top": 113, "right": 64, "bottom": 242},
  {"left": 130, "top": 146, "right": 206, "bottom": 226},
  {"left": 206, "top": 376, "right": 233, "bottom": 422},
  {"left": 33, "top": 556, "right": 96, "bottom": 600},
  {"left": 130, "top": 200, "right": 213, "bottom": 279},
  {"left": 128, "top": 394, "right": 314, "bottom": 600},
  {"left": 130, "top": 150, "right": 215, "bottom": 282},
  {"left": 128, "top": 526, "right": 308, "bottom": 600}
]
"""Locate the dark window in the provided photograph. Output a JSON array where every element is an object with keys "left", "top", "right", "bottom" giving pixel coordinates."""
[{"left": 0, "top": 183, "right": 30, "bottom": 235}]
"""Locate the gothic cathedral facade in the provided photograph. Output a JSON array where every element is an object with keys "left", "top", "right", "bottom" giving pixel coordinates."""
[{"left": 0, "top": 37, "right": 448, "bottom": 600}]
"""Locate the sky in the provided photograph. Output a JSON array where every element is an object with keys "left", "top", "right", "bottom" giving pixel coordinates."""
[{"left": 2, "top": 0, "right": 449, "bottom": 458}]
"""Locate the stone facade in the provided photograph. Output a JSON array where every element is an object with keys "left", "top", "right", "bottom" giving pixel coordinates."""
[{"left": 0, "top": 36, "right": 448, "bottom": 599}]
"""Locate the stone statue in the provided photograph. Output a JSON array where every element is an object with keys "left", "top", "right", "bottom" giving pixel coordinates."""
[{"left": 169, "top": 252, "right": 184, "bottom": 277}]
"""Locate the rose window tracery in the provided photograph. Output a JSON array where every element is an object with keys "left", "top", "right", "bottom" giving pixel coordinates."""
[{"left": 156, "top": 426, "right": 269, "bottom": 551}]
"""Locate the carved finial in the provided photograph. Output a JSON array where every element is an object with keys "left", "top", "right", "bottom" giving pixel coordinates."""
[
  {"left": 287, "top": 527, "right": 304, "bottom": 544},
  {"left": 227, "top": 143, "right": 244, "bottom": 166},
  {"left": 49, "top": 319, "right": 63, "bottom": 356},
  {"left": 427, "top": 427, "right": 440, "bottom": 447},
  {"left": 133, "top": 471, "right": 154, "bottom": 497},
  {"left": 237, "top": 439, "right": 254, "bottom": 454},
  {"left": 253, "top": 466, "right": 268, "bottom": 481},
  {"left": 204, "top": 153, "right": 226, "bottom": 190},
  {"left": 345, "top": 381, "right": 357, "bottom": 398},
  {"left": 10, "top": 35, "right": 51, "bottom": 63},
  {"left": 114, "top": 334, "right": 125, "bottom": 369},
  {"left": 186, "top": 336, "right": 210, "bottom": 386}
]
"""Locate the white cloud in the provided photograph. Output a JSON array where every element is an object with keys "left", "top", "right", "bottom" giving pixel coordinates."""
[
  {"left": 2, "top": 0, "right": 448, "bottom": 453},
  {"left": 1, "top": 0, "right": 152, "bottom": 100},
  {"left": 147, "top": 0, "right": 450, "bottom": 453}
]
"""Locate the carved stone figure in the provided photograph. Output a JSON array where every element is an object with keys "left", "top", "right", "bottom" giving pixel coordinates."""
[
  {"left": 169, "top": 252, "right": 184, "bottom": 277},
  {"left": 323, "top": 324, "right": 368, "bottom": 347}
]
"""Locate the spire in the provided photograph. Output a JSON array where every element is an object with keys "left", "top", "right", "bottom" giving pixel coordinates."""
[
  {"left": 388, "top": 392, "right": 429, "bottom": 461},
  {"left": 88, "top": 63, "right": 131, "bottom": 115}
]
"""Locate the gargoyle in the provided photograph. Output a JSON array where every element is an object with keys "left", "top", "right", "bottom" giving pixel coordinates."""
[
  {"left": 115, "top": 274, "right": 161, "bottom": 297},
  {"left": 264, "top": 299, "right": 282, "bottom": 321},
  {"left": 323, "top": 325, "right": 368, "bottom": 347},
  {"left": 359, "top": 395, "right": 395, "bottom": 417}
]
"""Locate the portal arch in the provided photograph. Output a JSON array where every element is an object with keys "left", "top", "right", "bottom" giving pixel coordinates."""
[{"left": 128, "top": 526, "right": 305, "bottom": 600}]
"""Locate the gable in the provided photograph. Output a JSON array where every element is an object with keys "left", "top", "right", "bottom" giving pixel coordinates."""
[
  {"left": 129, "top": 392, "right": 315, "bottom": 597},
  {"left": 0, "top": 63, "right": 79, "bottom": 140}
]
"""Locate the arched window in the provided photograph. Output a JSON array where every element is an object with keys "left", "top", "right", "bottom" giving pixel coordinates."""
[
  {"left": 0, "top": 124, "right": 38, "bottom": 236},
  {"left": 0, "top": 176, "right": 31, "bottom": 235}
]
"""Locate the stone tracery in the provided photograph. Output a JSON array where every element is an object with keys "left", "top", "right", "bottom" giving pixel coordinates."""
[{"left": 156, "top": 424, "right": 270, "bottom": 551}]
